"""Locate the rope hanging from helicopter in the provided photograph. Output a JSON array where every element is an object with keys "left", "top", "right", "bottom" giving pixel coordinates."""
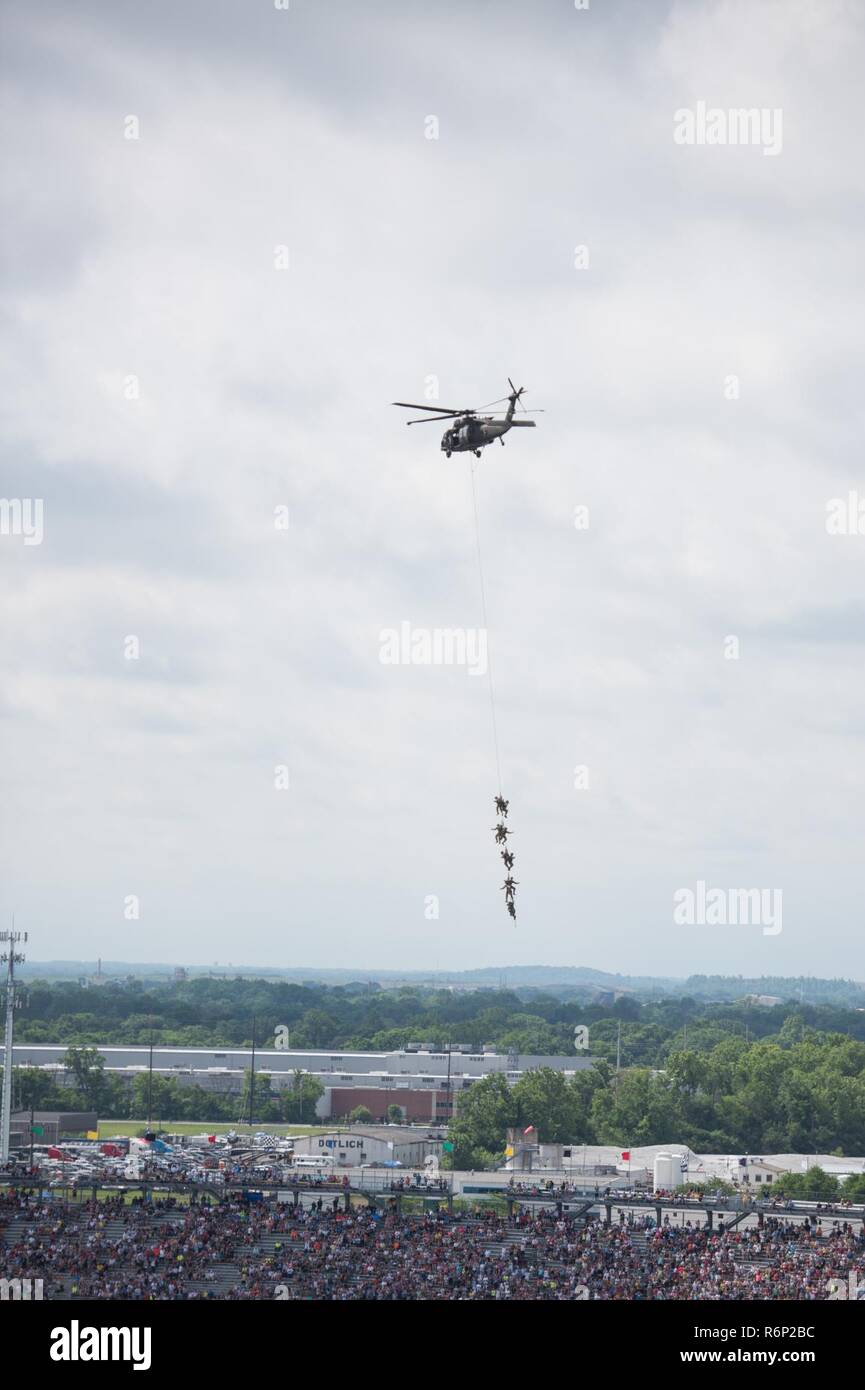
[
  {"left": 469, "top": 458, "right": 502, "bottom": 797},
  {"left": 470, "top": 458, "right": 518, "bottom": 923}
]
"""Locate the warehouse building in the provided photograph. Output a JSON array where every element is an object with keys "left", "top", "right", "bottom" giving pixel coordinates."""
[
  {"left": 319, "top": 1083, "right": 454, "bottom": 1123},
  {"left": 1, "top": 1045, "right": 593, "bottom": 1108},
  {"left": 1, "top": 1043, "right": 587, "bottom": 1077},
  {"left": 290, "top": 1126, "right": 443, "bottom": 1169},
  {"left": 9, "top": 1110, "right": 98, "bottom": 1147},
  {"left": 503, "top": 1141, "right": 865, "bottom": 1187}
]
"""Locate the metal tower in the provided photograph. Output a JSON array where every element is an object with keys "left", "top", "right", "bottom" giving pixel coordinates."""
[{"left": 0, "top": 928, "right": 27, "bottom": 1161}]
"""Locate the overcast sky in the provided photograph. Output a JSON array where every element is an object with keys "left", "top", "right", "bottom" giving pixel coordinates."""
[{"left": 2, "top": 0, "right": 864, "bottom": 976}]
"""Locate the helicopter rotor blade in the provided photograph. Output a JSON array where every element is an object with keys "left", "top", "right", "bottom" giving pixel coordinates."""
[
  {"left": 394, "top": 386, "right": 541, "bottom": 426},
  {"left": 406, "top": 415, "right": 460, "bottom": 425},
  {"left": 393, "top": 401, "right": 472, "bottom": 415}
]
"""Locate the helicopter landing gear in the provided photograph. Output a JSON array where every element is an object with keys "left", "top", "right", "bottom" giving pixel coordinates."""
[
  {"left": 445, "top": 450, "right": 452, "bottom": 458},
  {"left": 474, "top": 449, "right": 482, "bottom": 458},
  {"left": 499, "top": 436, "right": 505, "bottom": 446}
]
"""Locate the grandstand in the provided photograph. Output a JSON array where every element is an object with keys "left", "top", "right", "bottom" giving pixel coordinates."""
[{"left": 2, "top": 1189, "right": 862, "bottom": 1300}]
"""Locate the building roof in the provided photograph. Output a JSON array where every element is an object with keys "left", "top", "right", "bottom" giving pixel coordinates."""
[
  {"left": 320, "top": 1126, "right": 444, "bottom": 1146},
  {"left": 10, "top": 1109, "right": 97, "bottom": 1124},
  {"left": 763, "top": 1153, "right": 865, "bottom": 1175},
  {"left": 543, "top": 1143, "right": 694, "bottom": 1165},
  {"left": 543, "top": 1142, "right": 865, "bottom": 1176}
]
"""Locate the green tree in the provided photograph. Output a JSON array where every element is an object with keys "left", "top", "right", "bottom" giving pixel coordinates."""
[
  {"left": 62, "top": 1045, "right": 108, "bottom": 1110},
  {"left": 448, "top": 1073, "right": 517, "bottom": 1169},
  {"left": 591, "top": 1069, "right": 685, "bottom": 1146},
  {"left": 773, "top": 1167, "right": 840, "bottom": 1201},
  {"left": 294, "top": 1010, "right": 338, "bottom": 1048},
  {"left": 841, "top": 1172, "right": 865, "bottom": 1202},
  {"left": 512, "top": 1067, "right": 580, "bottom": 1142},
  {"left": 12, "top": 1065, "right": 67, "bottom": 1111},
  {"left": 280, "top": 1071, "right": 323, "bottom": 1124},
  {"left": 130, "top": 1073, "right": 184, "bottom": 1126}
]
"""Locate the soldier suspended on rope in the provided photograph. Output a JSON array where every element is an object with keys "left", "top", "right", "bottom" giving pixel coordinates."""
[
  {"left": 506, "top": 900, "right": 516, "bottom": 920},
  {"left": 494, "top": 795, "right": 509, "bottom": 817},
  {"left": 493, "top": 823, "right": 512, "bottom": 844},
  {"left": 501, "top": 848, "right": 515, "bottom": 870},
  {"left": 502, "top": 876, "right": 518, "bottom": 900}
]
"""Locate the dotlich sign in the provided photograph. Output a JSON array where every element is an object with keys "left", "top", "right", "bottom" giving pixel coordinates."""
[{"left": 303, "top": 1133, "right": 386, "bottom": 1167}]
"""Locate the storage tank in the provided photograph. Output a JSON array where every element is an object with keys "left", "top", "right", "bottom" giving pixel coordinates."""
[
  {"left": 654, "top": 1151, "right": 688, "bottom": 1190},
  {"left": 661, "top": 1156, "right": 681, "bottom": 1189},
  {"left": 653, "top": 1153, "right": 675, "bottom": 1190}
]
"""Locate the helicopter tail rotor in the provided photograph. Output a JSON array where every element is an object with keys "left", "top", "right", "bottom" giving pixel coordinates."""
[{"left": 506, "top": 379, "right": 528, "bottom": 418}]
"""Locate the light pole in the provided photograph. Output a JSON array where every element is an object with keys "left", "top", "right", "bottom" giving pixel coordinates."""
[
  {"left": 147, "top": 1028, "right": 154, "bottom": 1130},
  {"left": 248, "top": 1015, "right": 256, "bottom": 1129},
  {"left": 0, "top": 928, "right": 27, "bottom": 1162}
]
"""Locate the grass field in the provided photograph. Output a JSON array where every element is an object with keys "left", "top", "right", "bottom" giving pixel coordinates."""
[{"left": 98, "top": 1120, "right": 323, "bottom": 1139}]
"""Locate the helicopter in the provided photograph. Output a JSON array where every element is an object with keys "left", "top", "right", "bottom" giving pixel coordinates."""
[{"left": 392, "top": 378, "right": 542, "bottom": 457}]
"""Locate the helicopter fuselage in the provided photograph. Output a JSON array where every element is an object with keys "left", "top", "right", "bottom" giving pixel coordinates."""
[{"left": 441, "top": 416, "right": 512, "bottom": 454}]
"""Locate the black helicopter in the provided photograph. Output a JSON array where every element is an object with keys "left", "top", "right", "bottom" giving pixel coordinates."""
[{"left": 393, "top": 378, "right": 542, "bottom": 457}]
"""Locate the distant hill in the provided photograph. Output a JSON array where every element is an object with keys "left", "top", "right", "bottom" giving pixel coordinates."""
[{"left": 18, "top": 960, "right": 865, "bottom": 1005}]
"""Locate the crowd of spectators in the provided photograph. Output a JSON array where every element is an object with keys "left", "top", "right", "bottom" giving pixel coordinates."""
[
  {"left": 236, "top": 1207, "right": 865, "bottom": 1301},
  {"left": 2, "top": 1190, "right": 863, "bottom": 1300}
]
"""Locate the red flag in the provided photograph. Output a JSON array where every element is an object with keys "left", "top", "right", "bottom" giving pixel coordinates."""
[
  {"left": 622, "top": 1150, "right": 630, "bottom": 1161},
  {"left": 523, "top": 1125, "right": 535, "bottom": 1135}
]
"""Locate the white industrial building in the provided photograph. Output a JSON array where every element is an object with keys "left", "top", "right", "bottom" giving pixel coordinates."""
[
  {"left": 504, "top": 1141, "right": 865, "bottom": 1188},
  {"left": 289, "top": 1126, "right": 443, "bottom": 1169},
  {"left": 0, "top": 1044, "right": 593, "bottom": 1098}
]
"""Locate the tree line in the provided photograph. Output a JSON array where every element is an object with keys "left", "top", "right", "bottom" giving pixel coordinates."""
[
  {"left": 13, "top": 977, "right": 865, "bottom": 1059},
  {"left": 447, "top": 1033, "right": 865, "bottom": 1168}
]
